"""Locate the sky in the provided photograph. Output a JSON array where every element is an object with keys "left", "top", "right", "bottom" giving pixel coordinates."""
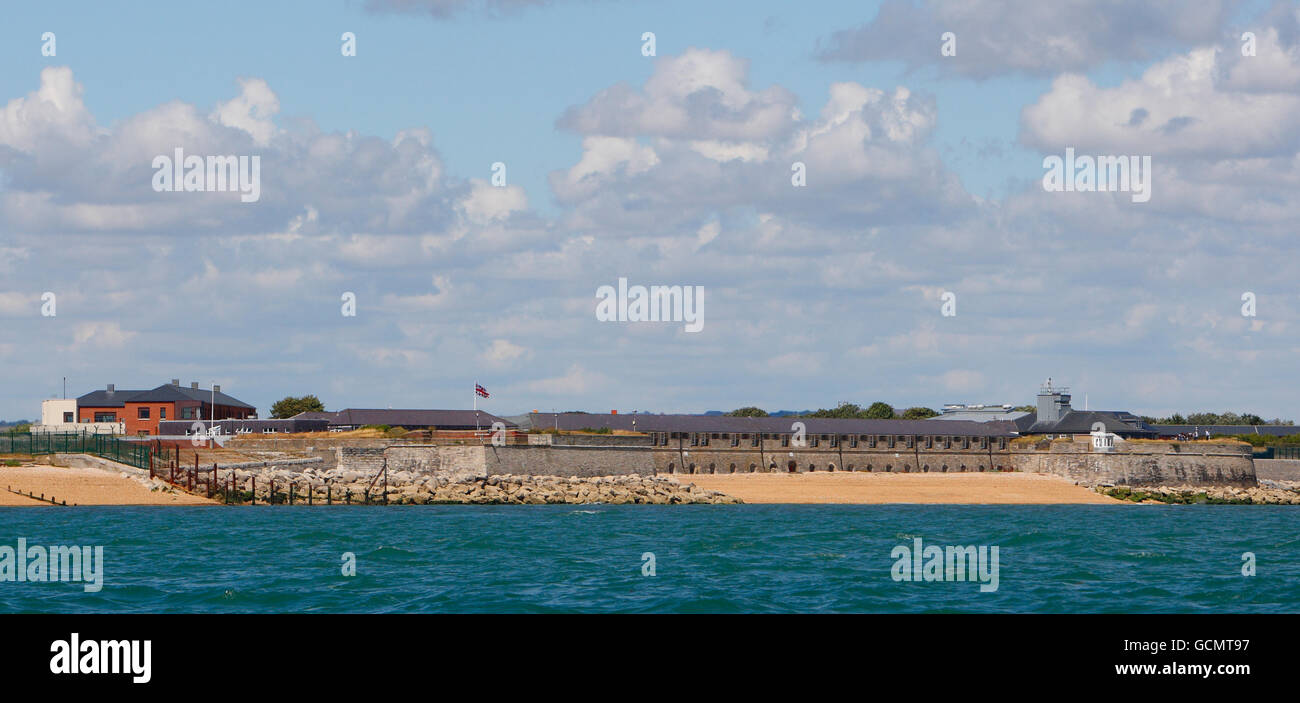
[{"left": 1, "top": 0, "right": 1298, "bottom": 421}]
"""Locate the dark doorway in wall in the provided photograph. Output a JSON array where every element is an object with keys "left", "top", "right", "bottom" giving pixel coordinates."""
[{"left": 787, "top": 460, "right": 797, "bottom": 472}]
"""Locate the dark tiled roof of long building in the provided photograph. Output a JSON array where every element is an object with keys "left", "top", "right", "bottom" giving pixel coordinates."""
[
  {"left": 130, "top": 384, "right": 255, "bottom": 409},
  {"left": 1025, "top": 410, "right": 1156, "bottom": 436},
  {"left": 76, "top": 389, "right": 149, "bottom": 408},
  {"left": 527, "top": 412, "right": 1015, "bottom": 436},
  {"left": 295, "top": 408, "right": 517, "bottom": 429}
]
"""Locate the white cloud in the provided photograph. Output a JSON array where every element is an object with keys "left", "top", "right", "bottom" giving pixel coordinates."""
[
  {"left": 556, "top": 49, "right": 800, "bottom": 141},
  {"left": 485, "top": 339, "right": 530, "bottom": 365},
  {"left": 818, "top": 0, "right": 1237, "bottom": 79},
  {"left": 1021, "top": 48, "right": 1300, "bottom": 158},
  {"left": 211, "top": 77, "right": 280, "bottom": 146},
  {"left": 0, "top": 292, "right": 32, "bottom": 316},
  {"left": 459, "top": 179, "right": 528, "bottom": 223},
  {"left": 932, "top": 370, "right": 985, "bottom": 393},
  {"left": 0, "top": 66, "right": 99, "bottom": 152},
  {"left": 525, "top": 364, "right": 609, "bottom": 395},
  {"left": 61, "top": 322, "right": 136, "bottom": 352},
  {"left": 0, "top": 68, "right": 461, "bottom": 237}
]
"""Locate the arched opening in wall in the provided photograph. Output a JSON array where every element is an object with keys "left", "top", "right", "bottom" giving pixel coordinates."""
[
  {"left": 865, "top": 464, "right": 873, "bottom": 472},
  {"left": 769, "top": 462, "right": 777, "bottom": 472},
  {"left": 941, "top": 464, "right": 948, "bottom": 473},
  {"left": 728, "top": 463, "right": 736, "bottom": 474},
  {"left": 903, "top": 464, "right": 911, "bottom": 473},
  {"left": 978, "top": 465, "right": 985, "bottom": 472},
  {"left": 807, "top": 464, "right": 816, "bottom": 472},
  {"left": 828, "top": 463, "right": 836, "bottom": 472},
  {"left": 922, "top": 464, "right": 930, "bottom": 472},
  {"left": 667, "top": 463, "right": 675, "bottom": 474},
  {"left": 787, "top": 460, "right": 797, "bottom": 473},
  {"left": 688, "top": 463, "right": 696, "bottom": 474},
  {"left": 960, "top": 464, "right": 967, "bottom": 472},
  {"left": 885, "top": 464, "right": 892, "bottom": 472},
  {"left": 845, "top": 464, "right": 854, "bottom": 472},
  {"left": 708, "top": 463, "right": 716, "bottom": 474},
  {"left": 748, "top": 463, "right": 757, "bottom": 473},
  {"left": 996, "top": 464, "right": 1004, "bottom": 471}
]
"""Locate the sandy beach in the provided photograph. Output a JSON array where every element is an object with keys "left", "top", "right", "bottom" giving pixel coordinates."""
[
  {"left": 0, "top": 463, "right": 1121, "bottom": 505},
  {"left": 0, "top": 465, "right": 215, "bottom": 506},
  {"left": 682, "top": 471, "right": 1123, "bottom": 504}
]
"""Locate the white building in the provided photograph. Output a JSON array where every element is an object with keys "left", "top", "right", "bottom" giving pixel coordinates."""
[
  {"left": 33, "top": 398, "right": 123, "bottom": 434},
  {"left": 1090, "top": 427, "right": 1120, "bottom": 453}
]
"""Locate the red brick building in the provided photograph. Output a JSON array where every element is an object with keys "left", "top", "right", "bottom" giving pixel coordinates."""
[{"left": 77, "top": 380, "right": 256, "bottom": 435}]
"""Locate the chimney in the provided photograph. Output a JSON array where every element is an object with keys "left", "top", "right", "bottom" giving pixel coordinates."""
[
  {"left": 171, "top": 378, "right": 180, "bottom": 386},
  {"left": 191, "top": 382, "right": 199, "bottom": 389},
  {"left": 107, "top": 384, "right": 115, "bottom": 394},
  {"left": 213, "top": 385, "right": 221, "bottom": 393}
]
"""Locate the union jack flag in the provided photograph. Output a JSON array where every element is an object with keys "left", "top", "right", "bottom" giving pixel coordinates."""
[{"left": 475, "top": 384, "right": 490, "bottom": 398}]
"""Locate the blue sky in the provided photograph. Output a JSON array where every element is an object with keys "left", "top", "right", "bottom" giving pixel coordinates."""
[
  {"left": 0, "top": 0, "right": 1046, "bottom": 208},
  {"left": 2, "top": 0, "right": 1299, "bottom": 421}
]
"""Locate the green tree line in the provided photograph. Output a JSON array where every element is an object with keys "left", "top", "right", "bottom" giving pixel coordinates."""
[
  {"left": 725, "top": 402, "right": 939, "bottom": 420},
  {"left": 1140, "top": 412, "right": 1292, "bottom": 426},
  {"left": 270, "top": 395, "right": 326, "bottom": 419}
]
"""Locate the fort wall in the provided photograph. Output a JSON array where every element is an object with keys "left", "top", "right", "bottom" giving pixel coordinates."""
[{"left": 316, "top": 435, "right": 1257, "bottom": 488}]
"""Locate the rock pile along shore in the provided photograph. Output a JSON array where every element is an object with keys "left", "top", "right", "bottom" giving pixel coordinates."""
[
  {"left": 149, "top": 468, "right": 743, "bottom": 505},
  {"left": 1099, "top": 484, "right": 1300, "bottom": 505}
]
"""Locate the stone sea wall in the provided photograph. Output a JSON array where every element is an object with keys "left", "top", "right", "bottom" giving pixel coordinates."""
[
  {"left": 1009, "top": 448, "right": 1256, "bottom": 487},
  {"left": 1254, "top": 459, "right": 1300, "bottom": 482},
  {"left": 311, "top": 439, "right": 1261, "bottom": 489},
  {"left": 179, "top": 463, "right": 737, "bottom": 505}
]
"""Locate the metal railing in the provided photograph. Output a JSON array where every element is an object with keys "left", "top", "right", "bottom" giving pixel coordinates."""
[
  {"left": 1273, "top": 446, "right": 1300, "bottom": 460},
  {"left": 0, "top": 432, "right": 151, "bottom": 470}
]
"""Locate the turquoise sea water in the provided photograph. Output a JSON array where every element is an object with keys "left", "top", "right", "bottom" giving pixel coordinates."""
[{"left": 0, "top": 505, "right": 1296, "bottom": 613}]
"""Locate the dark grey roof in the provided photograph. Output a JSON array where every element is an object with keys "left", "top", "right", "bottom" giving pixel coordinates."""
[
  {"left": 130, "top": 383, "right": 255, "bottom": 409},
  {"left": 296, "top": 408, "right": 517, "bottom": 429},
  {"left": 935, "top": 409, "right": 1031, "bottom": 422},
  {"left": 527, "top": 412, "right": 1014, "bottom": 437},
  {"left": 1026, "top": 410, "right": 1157, "bottom": 436},
  {"left": 1152, "top": 424, "right": 1299, "bottom": 437},
  {"left": 77, "top": 389, "right": 149, "bottom": 408},
  {"left": 158, "top": 418, "right": 328, "bottom": 434},
  {"left": 1012, "top": 412, "right": 1039, "bottom": 432}
]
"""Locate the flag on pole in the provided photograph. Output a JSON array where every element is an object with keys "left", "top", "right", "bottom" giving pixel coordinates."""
[{"left": 475, "top": 383, "right": 490, "bottom": 399}]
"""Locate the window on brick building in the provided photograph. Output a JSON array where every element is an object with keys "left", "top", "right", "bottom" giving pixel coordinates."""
[{"left": 138, "top": 407, "right": 150, "bottom": 420}]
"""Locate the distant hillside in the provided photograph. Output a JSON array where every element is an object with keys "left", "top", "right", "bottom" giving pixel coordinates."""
[{"left": 704, "top": 410, "right": 811, "bottom": 417}]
